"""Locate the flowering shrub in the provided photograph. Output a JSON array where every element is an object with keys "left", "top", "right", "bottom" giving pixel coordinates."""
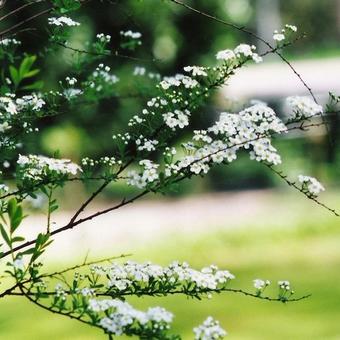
[{"left": 0, "top": 0, "right": 338, "bottom": 339}]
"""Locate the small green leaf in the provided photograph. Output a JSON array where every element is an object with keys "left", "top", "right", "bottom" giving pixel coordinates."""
[
  {"left": 22, "top": 69, "right": 40, "bottom": 79},
  {"left": 11, "top": 236, "right": 25, "bottom": 243},
  {"left": 19, "top": 55, "right": 37, "bottom": 78},
  {"left": 0, "top": 224, "right": 11, "bottom": 247},
  {"left": 21, "top": 80, "right": 44, "bottom": 90},
  {"left": 9, "top": 66, "right": 20, "bottom": 87}
]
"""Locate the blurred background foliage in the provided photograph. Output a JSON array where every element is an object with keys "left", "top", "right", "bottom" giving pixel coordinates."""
[{"left": 2, "top": 0, "right": 340, "bottom": 197}]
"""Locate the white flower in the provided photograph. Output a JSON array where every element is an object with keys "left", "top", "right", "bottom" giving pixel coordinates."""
[
  {"left": 48, "top": 16, "right": 80, "bottom": 27},
  {"left": 120, "top": 30, "right": 142, "bottom": 39},
  {"left": 0, "top": 184, "right": 9, "bottom": 192},
  {"left": 298, "top": 175, "right": 325, "bottom": 197},
  {"left": 285, "top": 24, "right": 297, "bottom": 32},
  {"left": 286, "top": 96, "right": 323, "bottom": 119},
  {"left": 184, "top": 66, "right": 208, "bottom": 77},
  {"left": 278, "top": 280, "right": 291, "bottom": 291},
  {"left": 96, "top": 33, "right": 111, "bottom": 43},
  {"left": 0, "top": 121, "right": 11, "bottom": 133},
  {"left": 193, "top": 317, "right": 227, "bottom": 340},
  {"left": 63, "top": 88, "right": 83, "bottom": 99},
  {"left": 273, "top": 33, "right": 285, "bottom": 42},
  {"left": 216, "top": 49, "right": 236, "bottom": 61},
  {"left": 0, "top": 38, "right": 21, "bottom": 46},
  {"left": 253, "top": 279, "right": 270, "bottom": 290},
  {"left": 90, "top": 299, "right": 173, "bottom": 336},
  {"left": 13, "top": 257, "right": 25, "bottom": 271},
  {"left": 234, "top": 43, "right": 254, "bottom": 57},
  {"left": 17, "top": 155, "right": 82, "bottom": 180}
]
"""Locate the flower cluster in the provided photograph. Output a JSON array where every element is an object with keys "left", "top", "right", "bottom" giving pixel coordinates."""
[
  {"left": 0, "top": 94, "right": 45, "bottom": 149},
  {"left": 120, "top": 30, "right": 142, "bottom": 39},
  {"left": 96, "top": 33, "right": 111, "bottom": 43},
  {"left": 163, "top": 102, "right": 286, "bottom": 179},
  {"left": 86, "top": 64, "right": 119, "bottom": 93},
  {"left": 286, "top": 96, "right": 323, "bottom": 120},
  {"left": 184, "top": 66, "right": 208, "bottom": 77},
  {"left": 273, "top": 24, "right": 298, "bottom": 42},
  {"left": 160, "top": 74, "right": 199, "bottom": 90},
  {"left": 193, "top": 317, "right": 227, "bottom": 340},
  {"left": 278, "top": 280, "right": 291, "bottom": 291},
  {"left": 127, "top": 160, "right": 159, "bottom": 189},
  {"left": 89, "top": 299, "right": 173, "bottom": 337},
  {"left": 216, "top": 43, "right": 262, "bottom": 63},
  {"left": 48, "top": 16, "right": 80, "bottom": 27},
  {"left": 298, "top": 175, "right": 325, "bottom": 197},
  {"left": 136, "top": 136, "right": 159, "bottom": 152},
  {"left": 253, "top": 279, "right": 271, "bottom": 291},
  {"left": 17, "top": 155, "right": 81, "bottom": 181},
  {"left": 81, "top": 156, "right": 118, "bottom": 168},
  {"left": 91, "top": 261, "right": 235, "bottom": 293},
  {"left": 0, "top": 38, "right": 21, "bottom": 46}
]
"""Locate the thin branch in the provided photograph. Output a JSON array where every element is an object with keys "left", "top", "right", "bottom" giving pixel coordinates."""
[
  {"left": 168, "top": 0, "right": 317, "bottom": 102},
  {"left": 267, "top": 165, "right": 340, "bottom": 217},
  {"left": 0, "top": 1, "right": 45, "bottom": 23},
  {"left": 0, "top": 7, "right": 52, "bottom": 38},
  {"left": 55, "top": 42, "right": 160, "bottom": 64},
  {"left": 40, "top": 253, "right": 131, "bottom": 278}
]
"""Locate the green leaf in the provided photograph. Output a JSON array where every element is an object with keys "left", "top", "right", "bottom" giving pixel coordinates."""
[
  {"left": 9, "top": 66, "right": 19, "bottom": 87},
  {"left": 0, "top": 224, "right": 11, "bottom": 247},
  {"left": 7, "top": 198, "right": 17, "bottom": 217},
  {"left": 7, "top": 199, "right": 23, "bottom": 232},
  {"left": 19, "top": 55, "right": 37, "bottom": 79},
  {"left": 21, "top": 80, "right": 44, "bottom": 91},
  {"left": 22, "top": 69, "right": 40, "bottom": 79},
  {"left": 11, "top": 236, "right": 25, "bottom": 243}
]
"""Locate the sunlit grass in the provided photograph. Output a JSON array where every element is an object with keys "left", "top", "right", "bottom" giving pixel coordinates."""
[{"left": 1, "top": 203, "right": 340, "bottom": 339}]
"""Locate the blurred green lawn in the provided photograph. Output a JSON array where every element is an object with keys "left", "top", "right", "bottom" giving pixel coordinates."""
[{"left": 1, "top": 193, "right": 340, "bottom": 340}]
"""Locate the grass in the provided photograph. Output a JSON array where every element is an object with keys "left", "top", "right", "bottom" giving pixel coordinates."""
[{"left": 1, "top": 192, "right": 340, "bottom": 339}]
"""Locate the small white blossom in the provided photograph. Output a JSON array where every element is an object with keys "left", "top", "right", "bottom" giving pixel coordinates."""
[
  {"left": 273, "top": 32, "right": 285, "bottom": 42},
  {"left": 48, "top": 16, "right": 80, "bottom": 27},
  {"left": 298, "top": 175, "right": 325, "bottom": 197},
  {"left": 253, "top": 279, "right": 270, "bottom": 290},
  {"left": 193, "top": 317, "right": 227, "bottom": 340},
  {"left": 286, "top": 96, "right": 323, "bottom": 119},
  {"left": 184, "top": 66, "right": 208, "bottom": 77}
]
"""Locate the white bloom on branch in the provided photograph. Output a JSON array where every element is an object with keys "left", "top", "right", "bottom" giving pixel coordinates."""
[
  {"left": 285, "top": 24, "right": 298, "bottom": 32},
  {"left": 253, "top": 279, "right": 270, "bottom": 290},
  {"left": 273, "top": 32, "right": 285, "bottom": 42},
  {"left": 17, "top": 155, "right": 82, "bottom": 180},
  {"left": 63, "top": 88, "right": 83, "bottom": 100},
  {"left": 13, "top": 257, "right": 25, "bottom": 271},
  {"left": 48, "top": 16, "right": 80, "bottom": 27},
  {"left": 120, "top": 30, "right": 142, "bottom": 39},
  {"left": 0, "top": 121, "right": 11, "bottom": 133},
  {"left": 89, "top": 299, "right": 173, "bottom": 336},
  {"left": 96, "top": 33, "right": 111, "bottom": 43},
  {"left": 216, "top": 49, "right": 235, "bottom": 61},
  {"left": 216, "top": 44, "right": 262, "bottom": 63},
  {"left": 0, "top": 184, "right": 9, "bottom": 192},
  {"left": 298, "top": 175, "right": 325, "bottom": 197},
  {"left": 184, "top": 66, "right": 208, "bottom": 77},
  {"left": 0, "top": 96, "right": 17, "bottom": 115},
  {"left": 278, "top": 280, "right": 291, "bottom": 291},
  {"left": 193, "top": 317, "right": 227, "bottom": 340},
  {"left": 0, "top": 38, "right": 21, "bottom": 46},
  {"left": 286, "top": 96, "right": 323, "bottom": 119},
  {"left": 16, "top": 94, "right": 46, "bottom": 111},
  {"left": 94, "top": 261, "right": 235, "bottom": 292}
]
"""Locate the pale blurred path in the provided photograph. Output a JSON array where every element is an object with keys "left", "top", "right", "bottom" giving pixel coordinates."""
[
  {"left": 19, "top": 189, "right": 334, "bottom": 261},
  {"left": 224, "top": 57, "right": 340, "bottom": 99}
]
